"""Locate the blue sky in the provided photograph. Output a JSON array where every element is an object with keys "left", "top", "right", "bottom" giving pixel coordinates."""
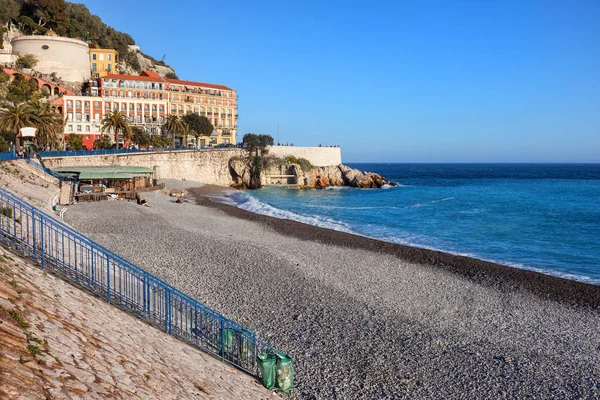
[{"left": 82, "top": 0, "right": 600, "bottom": 162}]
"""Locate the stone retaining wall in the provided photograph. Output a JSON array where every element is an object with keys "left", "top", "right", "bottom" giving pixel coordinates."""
[{"left": 42, "top": 149, "right": 246, "bottom": 186}]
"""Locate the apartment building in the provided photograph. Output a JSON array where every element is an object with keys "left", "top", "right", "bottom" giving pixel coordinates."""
[
  {"left": 56, "top": 71, "right": 237, "bottom": 148},
  {"left": 165, "top": 77, "right": 238, "bottom": 146},
  {"left": 90, "top": 48, "right": 118, "bottom": 78},
  {"left": 55, "top": 95, "right": 168, "bottom": 149}
]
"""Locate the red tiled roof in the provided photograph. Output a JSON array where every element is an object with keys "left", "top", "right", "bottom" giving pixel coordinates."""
[
  {"left": 101, "top": 73, "right": 233, "bottom": 91},
  {"left": 101, "top": 73, "right": 167, "bottom": 83},
  {"left": 141, "top": 70, "right": 160, "bottom": 77},
  {"left": 165, "top": 78, "right": 233, "bottom": 91}
]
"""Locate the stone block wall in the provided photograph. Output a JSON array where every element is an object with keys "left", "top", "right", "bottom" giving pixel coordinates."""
[
  {"left": 43, "top": 149, "right": 246, "bottom": 186},
  {"left": 267, "top": 146, "right": 342, "bottom": 166}
]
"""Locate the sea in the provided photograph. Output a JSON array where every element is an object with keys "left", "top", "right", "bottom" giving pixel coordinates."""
[{"left": 217, "top": 164, "right": 600, "bottom": 285}]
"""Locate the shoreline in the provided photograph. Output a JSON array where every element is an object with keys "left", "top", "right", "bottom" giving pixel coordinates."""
[
  {"left": 63, "top": 180, "right": 600, "bottom": 398},
  {"left": 190, "top": 185, "right": 600, "bottom": 309}
]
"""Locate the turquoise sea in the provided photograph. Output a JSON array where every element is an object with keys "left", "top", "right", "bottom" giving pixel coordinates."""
[{"left": 219, "top": 164, "right": 600, "bottom": 285}]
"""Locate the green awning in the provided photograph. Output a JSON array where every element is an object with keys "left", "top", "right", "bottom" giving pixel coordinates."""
[{"left": 52, "top": 166, "right": 154, "bottom": 180}]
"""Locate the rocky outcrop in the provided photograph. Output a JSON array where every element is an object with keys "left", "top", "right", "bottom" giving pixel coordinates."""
[
  {"left": 229, "top": 158, "right": 262, "bottom": 189},
  {"left": 236, "top": 158, "right": 396, "bottom": 190}
]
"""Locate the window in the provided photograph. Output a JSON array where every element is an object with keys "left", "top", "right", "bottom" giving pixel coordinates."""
[
  {"left": 84, "top": 102, "right": 90, "bottom": 109},
  {"left": 67, "top": 100, "right": 72, "bottom": 108},
  {"left": 171, "top": 105, "right": 176, "bottom": 112},
  {"left": 94, "top": 101, "right": 100, "bottom": 108},
  {"left": 92, "top": 54, "right": 97, "bottom": 60},
  {"left": 121, "top": 104, "right": 126, "bottom": 111},
  {"left": 67, "top": 113, "right": 73, "bottom": 121},
  {"left": 152, "top": 105, "right": 157, "bottom": 112},
  {"left": 75, "top": 101, "right": 81, "bottom": 108},
  {"left": 107, "top": 64, "right": 112, "bottom": 72},
  {"left": 105, "top": 102, "right": 111, "bottom": 110},
  {"left": 99, "top": 54, "right": 104, "bottom": 61},
  {"left": 107, "top": 54, "right": 112, "bottom": 61},
  {"left": 194, "top": 106, "right": 198, "bottom": 113},
  {"left": 68, "top": 125, "right": 73, "bottom": 132},
  {"left": 137, "top": 115, "right": 142, "bottom": 123},
  {"left": 159, "top": 105, "right": 164, "bottom": 112},
  {"left": 129, "top": 104, "right": 134, "bottom": 110},
  {"left": 137, "top": 104, "right": 142, "bottom": 111},
  {"left": 92, "top": 63, "right": 97, "bottom": 72},
  {"left": 85, "top": 113, "right": 90, "bottom": 122},
  {"left": 76, "top": 113, "right": 82, "bottom": 121},
  {"left": 94, "top": 113, "right": 100, "bottom": 121},
  {"left": 77, "top": 125, "right": 82, "bottom": 131},
  {"left": 85, "top": 126, "right": 90, "bottom": 132},
  {"left": 144, "top": 105, "right": 149, "bottom": 112}
]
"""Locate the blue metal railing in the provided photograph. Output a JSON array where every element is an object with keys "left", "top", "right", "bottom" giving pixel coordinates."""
[
  {"left": 0, "top": 187, "right": 279, "bottom": 374},
  {"left": 0, "top": 151, "right": 16, "bottom": 161},
  {"left": 39, "top": 147, "right": 196, "bottom": 158},
  {"left": 25, "top": 158, "right": 74, "bottom": 182}
]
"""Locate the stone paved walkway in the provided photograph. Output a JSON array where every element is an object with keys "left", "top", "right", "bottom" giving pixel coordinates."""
[{"left": 0, "top": 246, "right": 279, "bottom": 399}]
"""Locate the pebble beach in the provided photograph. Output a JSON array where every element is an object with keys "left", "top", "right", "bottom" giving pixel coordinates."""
[{"left": 63, "top": 181, "right": 600, "bottom": 399}]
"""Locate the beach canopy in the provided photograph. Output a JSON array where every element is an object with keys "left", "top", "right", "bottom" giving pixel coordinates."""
[{"left": 52, "top": 166, "right": 154, "bottom": 180}]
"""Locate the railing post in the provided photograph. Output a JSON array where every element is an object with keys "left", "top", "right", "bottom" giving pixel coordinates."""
[
  {"left": 165, "top": 288, "right": 170, "bottom": 334},
  {"left": 90, "top": 247, "right": 95, "bottom": 287},
  {"left": 40, "top": 215, "right": 45, "bottom": 270},
  {"left": 221, "top": 319, "right": 225, "bottom": 360},
  {"left": 106, "top": 255, "right": 111, "bottom": 304},
  {"left": 32, "top": 211, "right": 37, "bottom": 260}
]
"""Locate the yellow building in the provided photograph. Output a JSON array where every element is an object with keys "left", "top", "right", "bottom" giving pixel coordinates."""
[{"left": 89, "top": 48, "right": 118, "bottom": 78}]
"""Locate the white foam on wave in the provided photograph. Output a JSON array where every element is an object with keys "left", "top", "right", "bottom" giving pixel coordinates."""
[
  {"left": 208, "top": 192, "right": 600, "bottom": 287},
  {"left": 214, "top": 192, "right": 353, "bottom": 233},
  {"left": 431, "top": 197, "right": 454, "bottom": 203}
]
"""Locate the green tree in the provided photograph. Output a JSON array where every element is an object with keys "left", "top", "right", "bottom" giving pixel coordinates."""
[
  {"left": 0, "top": 0, "right": 20, "bottom": 25},
  {"left": 100, "top": 110, "right": 130, "bottom": 149},
  {"left": 164, "top": 72, "right": 178, "bottom": 79},
  {"left": 0, "top": 136, "right": 9, "bottom": 152},
  {"left": 16, "top": 54, "right": 39, "bottom": 69},
  {"left": 258, "top": 134, "right": 274, "bottom": 154},
  {"left": 161, "top": 114, "right": 182, "bottom": 147},
  {"left": 0, "top": 102, "right": 35, "bottom": 136},
  {"left": 65, "top": 133, "right": 83, "bottom": 150},
  {"left": 93, "top": 134, "right": 112, "bottom": 149},
  {"left": 131, "top": 126, "right": 150, "bottom": 147},
  {"left": 6, "top": 74, "right": 40, "bottom": 103},
  {"left": 29, "top": 100, "right": 65, "bottom": 149},
  {"left": 242, "top": 133, "right": 260, "bottom": 156},
  {"left": 182, "top": 112, "right": 213, "bottom": 147}
]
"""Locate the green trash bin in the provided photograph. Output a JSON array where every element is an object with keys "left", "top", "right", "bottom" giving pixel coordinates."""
[
  {"left": 256, "top": 353, "right": 276, "bottom": 390},
  {"left": 274, "top": 352, "right": 294, "bottom": 392}
]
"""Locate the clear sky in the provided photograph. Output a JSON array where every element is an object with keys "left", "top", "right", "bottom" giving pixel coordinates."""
[{"left": 81, "top": 0, "right": 599, "bottom": 163}]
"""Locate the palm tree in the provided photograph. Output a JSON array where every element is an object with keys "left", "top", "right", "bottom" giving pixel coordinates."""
[
  {"left": 162, "top": 115, "right": 183, "bottom": 148},
  {"left": 181, "top": 121, "right": 192, "bottom": 148},
  {"left": 0, "top": 102, "right": 36, "bottom": 150},
  {"left": 101, "top": 110, "right": 130, "bottom": 149},
  {"left": 29, "top": 101, "right": 65, "bottom": 149}
]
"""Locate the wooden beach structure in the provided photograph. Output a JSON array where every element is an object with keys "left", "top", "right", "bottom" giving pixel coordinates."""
[{"left": 52, "top": 166, "right": 161, "bottom": 202}]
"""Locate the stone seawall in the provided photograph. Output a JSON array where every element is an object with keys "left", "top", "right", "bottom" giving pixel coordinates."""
[
  {"left": 42, "top": 149, "right": 246, "bottom": 186},
  {"left": 267, "top": 146, "right": 342, "bottom": 166}
]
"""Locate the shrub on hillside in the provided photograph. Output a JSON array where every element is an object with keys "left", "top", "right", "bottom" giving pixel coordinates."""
[{"left": 297, "top": 158, "right": 313, "bottom": 172}]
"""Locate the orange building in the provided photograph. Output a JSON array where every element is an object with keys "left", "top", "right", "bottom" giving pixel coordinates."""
[
  {"left": 55, "top": 71, "right": 238, "bottom": 148},
  {"left": 89, "top": 48, "right": 119, "bottom": 78}
]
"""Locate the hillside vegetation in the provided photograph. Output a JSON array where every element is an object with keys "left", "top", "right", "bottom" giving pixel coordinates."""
[{"left": 0, "top": 0, "right": 175, "bottom": 75}]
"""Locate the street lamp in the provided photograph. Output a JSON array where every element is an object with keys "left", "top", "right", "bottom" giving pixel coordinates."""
[{"left": 277, "top": 120, "right": 280, "bottom": 146}]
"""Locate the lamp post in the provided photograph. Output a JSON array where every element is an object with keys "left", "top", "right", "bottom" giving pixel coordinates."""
[{"left": 277, "top": 120, "right": 280, "bottom": 146}]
